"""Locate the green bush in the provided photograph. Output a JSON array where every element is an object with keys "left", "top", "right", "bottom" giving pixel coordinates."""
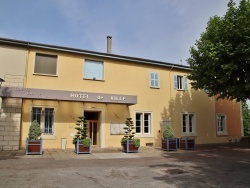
[
  {"left": 120, "top": 118, "right": 140, "bottom": 148},
  {"left": 82, "top": 138, "right": 91, "bottom": 147},
  {"left": 28, "top": 120, "right": 42, "bottom": 140},
  {"left": 133, "top": 139, "right": 140, "bottom": 148},
  {"left": 163, "top": 126, "right": 174, "bottom": 139},
  {"left": 242, "top": 101, "right": 250, "bottom": 136}
]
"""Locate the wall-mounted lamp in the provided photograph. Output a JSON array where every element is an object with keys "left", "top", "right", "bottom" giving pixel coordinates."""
[{"left": 0, "top": 78, "right": 5, "bottom": 88}]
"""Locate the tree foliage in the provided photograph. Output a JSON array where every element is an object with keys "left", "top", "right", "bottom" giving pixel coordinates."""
[
  {"left": 242, "top": 101, "right": 250, "bottom": 136},
  {"left": 187, "top": 0, "right": 250, "bottom": 101},
  {"left": 28, "top": 120, "right": 42, "bottom": 140},
  {"left": 162, "top": 126, "right": 174, "bottom": 139},
  {"left": 120, "top": 118, "right": 140, "bottom": 148},
  {"left": 72, "top": 116, "right": 90, "bottom": 146}
]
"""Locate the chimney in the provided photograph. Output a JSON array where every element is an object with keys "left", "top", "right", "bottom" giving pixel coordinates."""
[{"left": 107, "top": 36, "right": 112, "bottom": 54}]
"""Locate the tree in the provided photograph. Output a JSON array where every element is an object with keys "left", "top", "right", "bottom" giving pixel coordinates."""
[
  {"left": 72, "top": 116, "right": 90, "bottom": 147},
  {"left": 187, "top": 0, "right": 250, "bottom": 101},
  {"left": 242, "top": 101, "right": 250, "bottom": 136},
  {"left": 28, "top": 120, "right": 42, "bottom": 140}
]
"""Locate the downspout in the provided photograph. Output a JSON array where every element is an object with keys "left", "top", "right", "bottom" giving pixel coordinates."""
[
  {"left": 20, "top": 42, "right": 30, "bottom": 149},
  {"left": 240, "top": 101, "right": 244, "bottom": 136},
  {"left": 169, "top": 65, "right": 174, "bottom": 121},
  {"left": 24, "top": 43, "right": 30, "bottom": 87}
]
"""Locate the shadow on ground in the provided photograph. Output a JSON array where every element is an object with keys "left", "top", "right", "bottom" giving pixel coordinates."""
[{"left": 149, "top": 143, "right": 250, "bottom": 188}]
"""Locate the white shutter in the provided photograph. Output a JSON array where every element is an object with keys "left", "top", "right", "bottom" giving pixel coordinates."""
[
  {"left": 174, "top": 75, "right": 178, "bottom": 89},
  {"left": 155, "top": 72, "right": 159, "bottom": 87},
  {"left": 184, "top": 76, "right": 188, "bottom": 90},
  {"left": 150, "top": 72, "right": 159, "bottom": 88}
]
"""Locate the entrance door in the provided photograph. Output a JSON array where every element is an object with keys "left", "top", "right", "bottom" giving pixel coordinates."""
[
  {"left": 84, "top": 111, "right": 100, "bottom": 147},
  {"left": 87, "top": 120, "right": 99, "bottom": 146}
]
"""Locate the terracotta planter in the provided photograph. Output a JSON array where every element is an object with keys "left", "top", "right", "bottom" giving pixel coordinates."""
[
  {"left": 179, "top": 138, "right": 195, "bottom": 150},
  {"left": 122, "top": 139, "right": 140, "bottom": 153},
  {"left": 26, "top": 138, "right": 42, "bottom": 155},
  {"left": 75, "top": 139, "right": 92, "bottom": 154},
  {"left": 161, "top": 138, "right": 178, "bottom": 151}
]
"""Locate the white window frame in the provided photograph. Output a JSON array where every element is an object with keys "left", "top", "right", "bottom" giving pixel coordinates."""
[
  {"left": 135, "top": 112, "right": 152, "bottom": 135},
  {"left": 216, "top": 114, "right": 227, "bottom": 135},
  {"left": 150, "top": 72, "right": 159, "bottom": 88},
  {"left": 84, "top": 59, "right": 104, "bottom": 80},
  {"left": 174, "top": 75, "right": 188, "bottom": 90},
  {"left": 34, "top": 53, "right": 58, "bottom": 76},
  {"left": 31, "top": 107, "right": 55, "bottom": 135},
  {"left": 181, "top": 112, "right": 196, "bottom": 136}
]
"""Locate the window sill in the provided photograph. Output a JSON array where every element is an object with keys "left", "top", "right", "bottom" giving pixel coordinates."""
[
  {"left": 177, "top": 89, "right": 188, "bottom": 91},
  {"left": 33, "top": 73, "right": 58, "bottom": 77},
  {"left": 83, "top": 78, "right": 105, "bottom": 82},
  {"left": 150, "top": 87, "right": 160, "bottom": 89},
  {"left": 42, "top": 134, "right": 56, "bottom": 140},
  {"left": 134, "top": 134, "right": 154, "bottom": 138},
  {"left": 217, "top": 132, "right": 228, "bottom": 136},
  {"left": 181, "top": 133, "right": 197, "bottom": 137}
]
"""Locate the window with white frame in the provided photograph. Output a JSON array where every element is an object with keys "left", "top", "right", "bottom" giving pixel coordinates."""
[
  {"left": 32, "top": 107, "right": 54, "bottom": 134},
  {"left": 182, "top": 113, "right": 196, "bottom": 135},
  {"left": 216, "top": 114, "right": 227, "bottom": 135},
  {"left": 174, "top": 75, "right": 188, "bottom": 90},
  {"left": 135, "top": 112, "right": 151, "bottom": 134},
  {"left": 150, "top": 72, "right": 159, "bottom": 88},
  {"left": 84, "top": 60, "right": 104, "bottom": 80},
  {"left": 34, "top": 53, "right": 57, "bottom": 75}
]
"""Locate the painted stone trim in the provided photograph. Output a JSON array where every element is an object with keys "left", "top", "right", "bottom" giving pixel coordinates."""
[{"left": 0, "top": 87, "right": 137, "bottom": 105}]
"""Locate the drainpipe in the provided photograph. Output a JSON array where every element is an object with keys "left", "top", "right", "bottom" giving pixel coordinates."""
[
  {"left": 240, "top": 101, "right": 244, "bottom": 136},
  {"left": 169, "top": 65, "right": 174, "bottom": 121}
]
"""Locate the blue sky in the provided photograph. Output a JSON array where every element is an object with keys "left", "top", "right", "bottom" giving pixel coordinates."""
[{"left": 0, "top": 0, "right": 239, "bottom": 65}]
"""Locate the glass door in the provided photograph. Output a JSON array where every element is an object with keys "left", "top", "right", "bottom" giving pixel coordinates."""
[{"left": 87, "top": 121, "right": 99, "bottom": 146}]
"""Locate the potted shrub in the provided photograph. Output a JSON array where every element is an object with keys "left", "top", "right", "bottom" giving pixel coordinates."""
[
  {"left": 120, "top": 117, "right": 140, "bottom": 153},
  {"left": 161, "top": 126, "right": 178, "bottom": 151},
  {"left": 72, "top": 116, "right": 91, "bottom": 154},
  {"left": 26, "top": 120, "right": 42, "bottom": 155}
]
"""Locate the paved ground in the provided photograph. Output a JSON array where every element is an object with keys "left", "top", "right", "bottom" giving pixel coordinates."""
[{"left": 0, "top": 143, "right": 250, "bottom": 188}]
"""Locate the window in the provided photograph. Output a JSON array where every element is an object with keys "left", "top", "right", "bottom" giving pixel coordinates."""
[
  {"left": 44, "top": 108, "right": 54, "bottom": 134},
  {"left": 216, "top": 114, "right": 227, "bottom": 135},
  {"left": 150, "top": 72, "right": 159, "bottom": 88},
  {"left": 32, "top": 107, "right": 42, "bottom": 125},
  {"left": 34, "top": 53, "right": 57, "bottom": 75},
  {"left": 135, "top": 112, "right": 151, "bottom": 134},
  {"left": 32, "top": 107, "right": 54, "bottom": 134},
  {"left": 174, "top": 75, "right": 188, "bottom": 90},
  {"left": 84, "top": 60, "right": 104, "bottom": 80},
  {"left": 182, "top": 113, "right": 196, "bottom": 135}
]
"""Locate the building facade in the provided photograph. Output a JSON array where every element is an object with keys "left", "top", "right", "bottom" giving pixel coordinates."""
[
  {"left": 0, "top": 37, "right": 243, "bottom": 150},
  {"left": 0, "top": 42, "right": 26, "bottom": 150}
]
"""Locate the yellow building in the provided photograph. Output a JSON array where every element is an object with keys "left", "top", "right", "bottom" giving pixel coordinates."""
[{"left": 0, "top": 37, "right": 243, "bottom": 150}]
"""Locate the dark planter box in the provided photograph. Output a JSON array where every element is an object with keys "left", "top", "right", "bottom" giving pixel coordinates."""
[
  {"left": 179, "top": 138, "right": 195, "bottom": 150},
  {"left": 26, "top": 138, "right": 42, "bottom": 155},
  {"left": 122, "top": 139, "right": 140, "bottom": 153},
  {"left": 75, "top": 139, "right": 92, "bottom": 154},
  {"left": 161, "top": 138, "right": 178, "bottom": 151}
]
